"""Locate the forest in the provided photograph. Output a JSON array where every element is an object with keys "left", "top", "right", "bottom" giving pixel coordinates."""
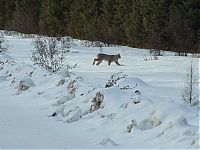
[{"left": 0, "top": 0, "right": 199, "bottom": 54}]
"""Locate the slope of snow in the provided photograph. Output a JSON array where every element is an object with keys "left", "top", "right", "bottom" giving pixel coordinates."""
[{"left": 0, "top": 33, "right": 199, "bottom": 149}]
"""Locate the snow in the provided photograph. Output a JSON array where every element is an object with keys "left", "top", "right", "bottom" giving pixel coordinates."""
[{"left": 0, "top": 32, "right": 199, "bottom": 149}]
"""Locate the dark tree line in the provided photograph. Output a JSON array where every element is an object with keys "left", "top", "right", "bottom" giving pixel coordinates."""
[{"left": 0, "top": 0, "right": 199, "bottom": 54}]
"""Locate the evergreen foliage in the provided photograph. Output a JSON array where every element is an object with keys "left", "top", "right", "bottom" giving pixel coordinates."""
[
  {"left": 1, "top": 0, "right": 199, "bottom": 53},
  {"left": 10, "top": 0, "right": 40, "bottom": 33},
  {"left": 0, "top": 0, "right": 15, "bottom": 29}
]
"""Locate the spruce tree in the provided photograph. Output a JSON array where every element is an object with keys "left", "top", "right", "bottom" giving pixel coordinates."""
[
  {"left": 40, "top": 0, "right": 66, "bottom": 36},
  {"left": 68, "top": 0, "right": 86, "bottom": 38},
  {"left": 124, "top": 0, "right": 145, "bottom": 47},
  {"left": 0, "top": 0, "right": 16, "bottom": 29},
  {"left": 102, "top": 0, "right": 117, "bottom": 44},
  {"left": 141, "top": 0, "right": 171, "bottom": 50},
  {"left": 0, "top": 0, "right": 6, "bottom": 29},
  {"left": 114, "top": 0, "right": 133, "bottom": 44},
  {"left": 62, "top": 0, "right": 72, "bottom": 35},
  {"left": 83, "top": 0, "right": 104, "bottom": 42},
  {"left": 10, "top": 0, "right": 40, "bottom": 33}
]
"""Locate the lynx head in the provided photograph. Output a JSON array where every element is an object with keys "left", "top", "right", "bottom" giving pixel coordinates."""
[{"left": 118, "top": 53, "right": 121, "bottom": 59}]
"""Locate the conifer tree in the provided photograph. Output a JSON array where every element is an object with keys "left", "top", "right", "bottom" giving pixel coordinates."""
[
  {"left": 40, "top": 0, "right": 66, "bottom": 36},
  {"left": 83, "top": 0, "right": 104, "bottom": 42},
  {"left": 102, "top": 0, "right": 117, "bottom": 44},
  {"left": 141, "top": 0, "right": 170, "bottom": 50},
  {"left": 68, "top": 0, "right": 86, "bottom": 38},
  {"left": 114, "top": 0, "right": 132, "bottom": 44},
  {"left": 124, "top": 0, "right": 145, "bottom": 47},
  {"left": 11, "top": 0, "right": 40, "bottom": 33},
  {"left": 62, "top": 0, "right": 72, "bottom": 35},
  {"left": 0, "top": 0, "right": 16, "bottom": 29},
  {"left": 0, "top": 0, "right": 7, "bottom": 29},
  {"left": 0, "top": 0, "right": 199, "bottom": 53}
]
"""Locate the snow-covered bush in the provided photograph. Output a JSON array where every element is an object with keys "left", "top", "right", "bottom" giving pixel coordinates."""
[
  {"left": 192, "top": 53, "right": 200, "bottom": 58},
  {"left": 149, "top": 49, "right": 164, "bottom": 56},
  {"left": 31, "top": 36, "right": 66, "bottom": 73},
  {"left": 143, "top": 56, "right": 159, "bottom": 61},
  {"left": 80, "top": 40, "right": 119, "bottom": 48},
  {"left": 81, "top": 40, "right": 105, "bottom": 47},
  {"left": 0, "top": 32, "right": 8, "bottom": 53},
  {"left": 126, "top": 119, "right": 137, "bottom": 133},
  {"left": 57, "top": 79, "right": 65, "bottom": 86},
  {"left": 17, "top": 78, "right": 35, "bottom": 95},
  {"left": 90, "top": 92, "right": 104, "bottom": 112},
  {"left": 132, "top": 90, "right": 142, "bottom": 104},
  {"left": 58, "top": 64, "right": 77, "bottom": 78},
  {"left": 105, "top": 72, "right": 127, "bottom": 88},
  {"left": 60, "top": 37, "right": 73, "bottom": 53},
  {"left": 0, "top": 61, "right": 4, "bottom": 70},
  {"left": 10, "top": 77, "right": 16, "bottom": 86},
  {"left": 175, "top": 52, "right": 188, "bottom": 56},
  {"left": 67, "top": 79, "right": 78, "bottom": 97}
]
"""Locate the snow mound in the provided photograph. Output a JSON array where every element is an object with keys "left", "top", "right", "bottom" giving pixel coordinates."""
[
  {"left": 52, "top": 95, "right": 73, "bottom": 106},
  {"left": 137, "top": 110, "right": 161, "bottom": 130},
  {"left": 105, "top": 72, "right": 149, "bottom": 90},
  {"left": 0, "top": 52, "right": 15, "bottom": 62},
  {"left": 118, "top": 77, "right": 149, "bottom": 88},
  {"left": 64, "top": 106, "right": 82, "bottom": 123},
  {"left": 97, "top": 138, "right": 118, "bottom": 146},
  {"left": 138, "top": 117, "right": 161, "bottom": 130}
]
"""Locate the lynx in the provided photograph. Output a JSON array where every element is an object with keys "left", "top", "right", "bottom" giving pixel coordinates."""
[{"left": 93, "top": 53, "right": 122, "bottom": 66}]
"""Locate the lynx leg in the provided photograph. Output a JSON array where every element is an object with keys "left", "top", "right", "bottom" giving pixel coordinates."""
[
  {"left": 108, "top": 61, "right": 111, "bottom": 66},
  {"left": 96, "top": 60, "right": 102, "bottom": 65},
  {"left": 93, "top": 59, "right": 97, "bottom": 65},
  {"left": 115, "top": 61, "right": 121, "bottom": 66}
]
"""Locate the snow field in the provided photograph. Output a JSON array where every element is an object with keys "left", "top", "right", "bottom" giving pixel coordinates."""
[{"left": 0, "top": 33, "right": 199, "bottom": 148}]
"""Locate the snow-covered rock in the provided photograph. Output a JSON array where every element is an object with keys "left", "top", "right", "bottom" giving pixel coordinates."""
[{"left": 17, "top": 78, "right": 35, "bottom": 94}]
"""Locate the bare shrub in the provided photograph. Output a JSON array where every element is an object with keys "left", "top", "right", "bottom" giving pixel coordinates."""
[
  {"left": 90, "top": 92, "right": 104, "bottom": 112},
  {"left": 105, "top": 72, "right": 127, "bottom": 88},
  {"left": 58, "top": 67, "right": 75, "bottom": 78},
  {"left": 182, "top": 59, "right": 199, "bottom": 105},
  {"left": 126, "top": 120, "right": 137, "bottom": 133},
  {"left": 60, "top": 37, "right": 73, "bottom": 53},
  {"left": 67, "top": 79, "right": 77, "bottom": 96},
  {"left": 149, "top": 49, "right": 163, "bottom": 56},
  {"left": 0, "top": 61, "right": 4, "bottom": 70},
  {"left": 81, "top": 40, "right": 119, "bottom": 48},
  {"left": 57, "top": 79, "right": 65, "bottom": 86},
  {"left": 175, "top": 52, "right": 188, "bottom": 56},
  {"left": 143, "top": 56, "right": 159, "bottom": 61},
  {"left": 0, "top": 32, "right": 8, "bottom": 53},
  {"left": 31, "top": 36, "right": 66, "bottom": 73},
  {"left": 192, "top": 53, "right": 200, "bottom": 58},
  {"left": 17, "top": 78, "right": 35, "bottom": 95},
  {"left": 2, "top": 31, "right": 36, "bottom": 39}
]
